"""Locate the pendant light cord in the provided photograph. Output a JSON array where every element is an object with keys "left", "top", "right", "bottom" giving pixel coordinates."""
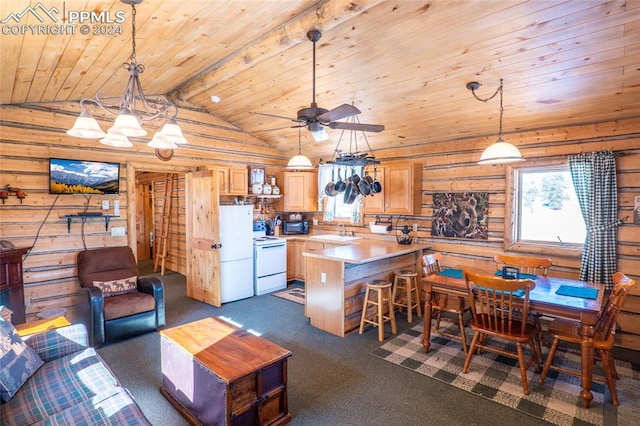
[{"left": 469, "top": 79, "right": 504, "bottom": 138}]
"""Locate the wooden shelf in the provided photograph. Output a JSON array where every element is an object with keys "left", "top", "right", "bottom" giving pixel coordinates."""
[{"left": 62, "top": 215, "right": 117, "bottom": 233}]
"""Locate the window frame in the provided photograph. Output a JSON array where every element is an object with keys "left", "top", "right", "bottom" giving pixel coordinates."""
[
  {"left": 505, "top": 159, "right": 584, "bottom": 258},
  {"left": 318, "top": 164, "right": 363, "bottom": 224}
]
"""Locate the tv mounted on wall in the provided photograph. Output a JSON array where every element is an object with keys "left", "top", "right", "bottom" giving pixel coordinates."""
[{"left": 49, "top": 158, "right": 120, "bottom": 195}]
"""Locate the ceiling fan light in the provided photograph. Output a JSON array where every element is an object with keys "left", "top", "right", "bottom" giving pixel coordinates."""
[
  {"left": 111, "top": 110, "right": 147, "bottom": 137},
  {"left": 287, "top": 154, "right": 313, "bottom": 169},
  {"left": 158, "top": 119, "right": 188, "bottom": 144},
  {"left": 478, "top": 137, "right": 524, "bottom": 165},
  {"left": 67, "top": 111, "right": 105, "bottom": 138},
  {"left": 310, "top": 128, "right": 329, "bottom": 142}
]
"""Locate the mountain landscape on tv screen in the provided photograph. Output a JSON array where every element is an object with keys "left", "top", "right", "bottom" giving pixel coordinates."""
[{"left": 49, "top": 160, "right": 119, "bottom": 194}]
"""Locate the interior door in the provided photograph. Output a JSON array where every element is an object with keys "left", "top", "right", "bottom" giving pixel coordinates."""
[
  {"left": 186, "top": 168, "right": 222, "bottom": 307},
  {"left": 135, "top": 182, "right": 152, "bottom": 260}
]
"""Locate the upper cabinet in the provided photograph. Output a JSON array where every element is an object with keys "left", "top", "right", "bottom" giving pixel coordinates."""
[
  {"left": 282, "top": 171, "right": 318, "bottom": 212},
  {"left": 363, "top": 163, "right": 421, "bottom": 215},
  {"left": 215, "top": 166, "right": 248, "bottom": 196}
]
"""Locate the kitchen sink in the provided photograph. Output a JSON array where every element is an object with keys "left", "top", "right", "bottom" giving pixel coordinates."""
[{"left": 309, "top": 234, "right": 363, "bottom": 242}]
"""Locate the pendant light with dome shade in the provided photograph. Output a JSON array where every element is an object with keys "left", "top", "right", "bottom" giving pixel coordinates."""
[
  {"left": 66, "top": 0, "right": 187, "bottom": 154},
  {"left": 466, "top": 79, "right": 524, "bottom": 165},
  {"left": 287, "top": 127, "right": 313, "bottom": 170}
]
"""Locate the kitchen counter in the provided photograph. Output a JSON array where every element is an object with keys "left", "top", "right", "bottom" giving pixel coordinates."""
[
  {"left": 303, "top": 240, "right": 429, "bottom": 264},
  {"left": 302, "top": 239, "right": 429, "bottom": 337}
]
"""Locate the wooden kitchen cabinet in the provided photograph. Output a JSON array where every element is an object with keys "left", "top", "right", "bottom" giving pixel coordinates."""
[
  {"left": 282, "top": 172, "right": 317, "bottom": 212},
  {"left": 215, "top": 166, "right": 248, "bottom": 195},
  {"left": 363, "top": 163, "right": 421, "bottom": 215},
  {"left": 286, "top": 239, "right": 304, "bottom": 282}
]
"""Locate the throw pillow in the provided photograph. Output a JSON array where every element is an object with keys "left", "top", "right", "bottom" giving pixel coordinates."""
[
  {"left": 93, "top": 275, "right": 137, "bottom": 297},
  {"left": 0, "top": 317, "right": 44, "bottom": 402}
]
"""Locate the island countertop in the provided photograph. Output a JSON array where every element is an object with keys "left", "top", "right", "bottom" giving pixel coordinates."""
[{"left": 302, "top": 240, "right": 430, "bottom": 264}]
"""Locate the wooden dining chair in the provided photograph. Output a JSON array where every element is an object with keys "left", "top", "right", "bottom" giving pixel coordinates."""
[
  {"left": 493, "top": 254, "right": 552, "bottom": 276},
  {"left": 538, "top": 272, "right": 637, "bottom": 406},
  {"left": 493, "top": 254, "right": 552, "bottom": 346},
  {"left": 421, "top": 253, "right": 471, "bottom": 354},
  {"left": 462, "top": 270, "right": 541, "bottom": 395}
]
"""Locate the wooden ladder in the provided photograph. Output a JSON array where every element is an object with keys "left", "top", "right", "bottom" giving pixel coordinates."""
[{"left": 154, "top": 174, "right": 176, "bottom": 276}]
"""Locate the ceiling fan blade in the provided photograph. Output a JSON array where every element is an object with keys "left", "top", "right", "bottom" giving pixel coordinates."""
[
  {"left": 254, "top": 124, "right": 304, "bottom": 133},
  {"left": 249, "top": 111, "right": 298, "bottom": 121},
  {"left": 328, "top": 122, "right": 385, "bottom": 133},
  {"left": 317, "top": 104, "right": 361, "bottom": 123}
]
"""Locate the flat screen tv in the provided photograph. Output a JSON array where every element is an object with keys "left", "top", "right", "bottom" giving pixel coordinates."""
[{"left": 49, "top": 158, "right": 120, "bottom": 195}]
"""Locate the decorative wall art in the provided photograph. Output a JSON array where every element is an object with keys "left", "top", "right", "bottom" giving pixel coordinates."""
[{"left": 431, "top": 192, "right": 489, "bottom": 239}]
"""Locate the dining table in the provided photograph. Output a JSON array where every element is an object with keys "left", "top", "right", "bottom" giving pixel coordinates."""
[{"left": 421, "top": 268, "right": 605, "bottom": 408}]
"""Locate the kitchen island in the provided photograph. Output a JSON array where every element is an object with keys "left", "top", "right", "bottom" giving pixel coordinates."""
[{"left": 303, "top": 240, "right": 429, "bottom": 337}]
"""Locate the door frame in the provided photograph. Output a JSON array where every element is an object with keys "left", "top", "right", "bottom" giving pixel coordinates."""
[{"left": 126, "top": 161, "right": 196, "bottom": 261}]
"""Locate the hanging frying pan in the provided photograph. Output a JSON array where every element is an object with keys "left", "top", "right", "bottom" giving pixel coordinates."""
[
  {"left": 325, "top": 168, "right": 337, "bottom": 196},
  {"left": 371, "top": 167, "right": 382, "bottom": 194},
  {"left": 334, "top": 168, "right": 346, "bottom": 193}
]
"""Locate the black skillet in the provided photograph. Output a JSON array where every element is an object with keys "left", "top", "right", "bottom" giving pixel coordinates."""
[
  {"left": 371, "top": 167, "right": 382, "bottom": 194},
  {"left": 334, "top": 168, "right": 346, "bottom": 193}
]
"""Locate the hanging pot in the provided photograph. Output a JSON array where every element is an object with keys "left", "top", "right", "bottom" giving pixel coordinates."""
[
  {"left": 363, "top": 171, "right": 373, "bottom": 185},
  {"left": 325, "top": 168, "right": 337, "bottom": 196},
  {"left": 351, "top": 167, "right": 361, "bottom": 185},
  {"left": 371, "top": 167, "right": 382, "bottom": 194},
  {"left": 343, "top": 177, "right": 359, "bottom": 205},
  {"left": 358, "top": 176, "right": 371, "bottom": 196},
  {"left": 334, "top": 168, "right": 346, "bottom": 193}
]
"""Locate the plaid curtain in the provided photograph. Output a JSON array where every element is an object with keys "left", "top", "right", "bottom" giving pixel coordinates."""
[{"left": 568, "top": 151, "right": 619, "bottom": 289}]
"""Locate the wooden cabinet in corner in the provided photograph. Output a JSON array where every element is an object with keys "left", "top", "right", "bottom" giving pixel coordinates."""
[
  {"left": 214, "top": 166, "right": 248, "bottom": 195},
  {"left": 362, "top": 163, "right": 421, "bottom": 215},
  {"left": 282, "top": 171, "right": 318, "bottom": 212}
]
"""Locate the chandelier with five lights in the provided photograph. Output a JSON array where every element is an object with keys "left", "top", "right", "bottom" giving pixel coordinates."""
[{"left": 66, "top": 0, "right": 187, "bottom": 150}]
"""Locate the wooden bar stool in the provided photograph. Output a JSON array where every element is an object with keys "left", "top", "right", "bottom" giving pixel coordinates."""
[
  {"left": 392, "top": 269, "right": 422, "bottom": 323},
  {"left": 359, "top": 279, "right": 397, "bottom": 342}
]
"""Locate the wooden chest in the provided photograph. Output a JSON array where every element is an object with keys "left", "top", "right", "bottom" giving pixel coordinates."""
[{"left": 160, "top": 316, "right": 292, "bottom": 426}]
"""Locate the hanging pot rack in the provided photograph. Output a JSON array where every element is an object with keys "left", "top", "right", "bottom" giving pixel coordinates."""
[{"left": 326, "top": 113, "right": 381, "bottom": 168}]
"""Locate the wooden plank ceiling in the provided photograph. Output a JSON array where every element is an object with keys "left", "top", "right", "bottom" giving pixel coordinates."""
[{"left": 1, "top": 0, "right": 639, "bottom": 161}]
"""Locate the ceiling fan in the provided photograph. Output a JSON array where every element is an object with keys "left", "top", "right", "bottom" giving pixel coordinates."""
[{"left": 251, "top": 29, "right": 384, "bottom": 142}]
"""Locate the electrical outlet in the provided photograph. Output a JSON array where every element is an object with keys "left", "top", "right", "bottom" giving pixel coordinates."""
[
  {"left": 412, "top": 223, "right": 418, "bottom": 232},
  {"left": 321, "top": 272, "right": 327, "bottom": 283},
  {"left": 111, "top": 227, "right": 125, "bottom": 237},
  {"left": 113, "top": 200, "right": 120, "bottom": 216},
  {"left": 102, "top": 200, "right": 109, "bottom": 210}
]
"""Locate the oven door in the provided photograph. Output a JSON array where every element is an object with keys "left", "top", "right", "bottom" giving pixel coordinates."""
[{"left": 255, "top": 243, "right": 287, "bottom": 277}]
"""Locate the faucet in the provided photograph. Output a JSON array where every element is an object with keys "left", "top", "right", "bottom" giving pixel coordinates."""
[{"left": 337, "top": 223, "right": 345, "bottom": 237}]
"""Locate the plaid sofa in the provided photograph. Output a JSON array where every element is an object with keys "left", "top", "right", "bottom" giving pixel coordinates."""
[{"left": 1, "top": 324, "right": 151, "bottom": 425}]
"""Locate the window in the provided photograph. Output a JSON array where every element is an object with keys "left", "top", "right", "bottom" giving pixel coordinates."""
[
  {"left": 505, "top": 160, "right": 586, "bottom": 255},
  {"left": 318, "top": 164, "right": 362, "bottom": 223}
]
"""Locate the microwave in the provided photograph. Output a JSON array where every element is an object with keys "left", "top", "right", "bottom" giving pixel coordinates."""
[{"left": 283, "top": 220, "right": 309, "bottom": 235}]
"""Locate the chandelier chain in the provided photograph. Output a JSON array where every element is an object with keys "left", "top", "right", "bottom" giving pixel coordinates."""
[
  {"left": 129, "top": 4, "right": 137, "bottom": 63},
  {"left": 470, "top": 79, "right": 504, "bottom": 138}
]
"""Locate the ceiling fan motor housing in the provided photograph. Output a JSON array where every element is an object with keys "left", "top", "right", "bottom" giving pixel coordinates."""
[{"left": 297, "top": 103, "right": 329, "bottom": 123}]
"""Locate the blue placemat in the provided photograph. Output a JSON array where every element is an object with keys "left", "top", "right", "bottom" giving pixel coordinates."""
[
  {"left": 437, "top": 268, "right": 463, "bottom": 279},
  {"left": 556, "top": 285, "right": 599, "bottom": 300},
  {"left": 493, "top": 270, "right": 538, "bottom": 280}
]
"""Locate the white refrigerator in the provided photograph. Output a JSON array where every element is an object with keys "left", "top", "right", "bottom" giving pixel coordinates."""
[{"left": 219, "top": 205, "right": 254, "bottom": 303}]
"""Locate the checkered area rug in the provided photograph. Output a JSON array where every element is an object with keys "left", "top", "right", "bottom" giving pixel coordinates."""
[
  {"left": 371, "top": 321, "right": 639, "bottom": 426},
  {"left": 272, "top": 287, "right": 305, "bottom": 305}
]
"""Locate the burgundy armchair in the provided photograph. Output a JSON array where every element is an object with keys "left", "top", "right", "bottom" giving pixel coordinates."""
[{"left": 76, "top": 246, "right": 165, "bottom": 347}]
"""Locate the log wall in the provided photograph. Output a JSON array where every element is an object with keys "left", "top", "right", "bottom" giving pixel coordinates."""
[
  {"left": 314, "top": 117, "right": 640, "bottom": 350},
  {"left": 0, "top": 102, "right": 285, "bottom": 321},
  {"left": 1, "top": 103, "right": 638, "bottom": 349}
]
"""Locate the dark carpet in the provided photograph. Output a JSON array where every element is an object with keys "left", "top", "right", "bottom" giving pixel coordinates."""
[{"left": 96, "top": 265, "right": 639, "bottom": 425}]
